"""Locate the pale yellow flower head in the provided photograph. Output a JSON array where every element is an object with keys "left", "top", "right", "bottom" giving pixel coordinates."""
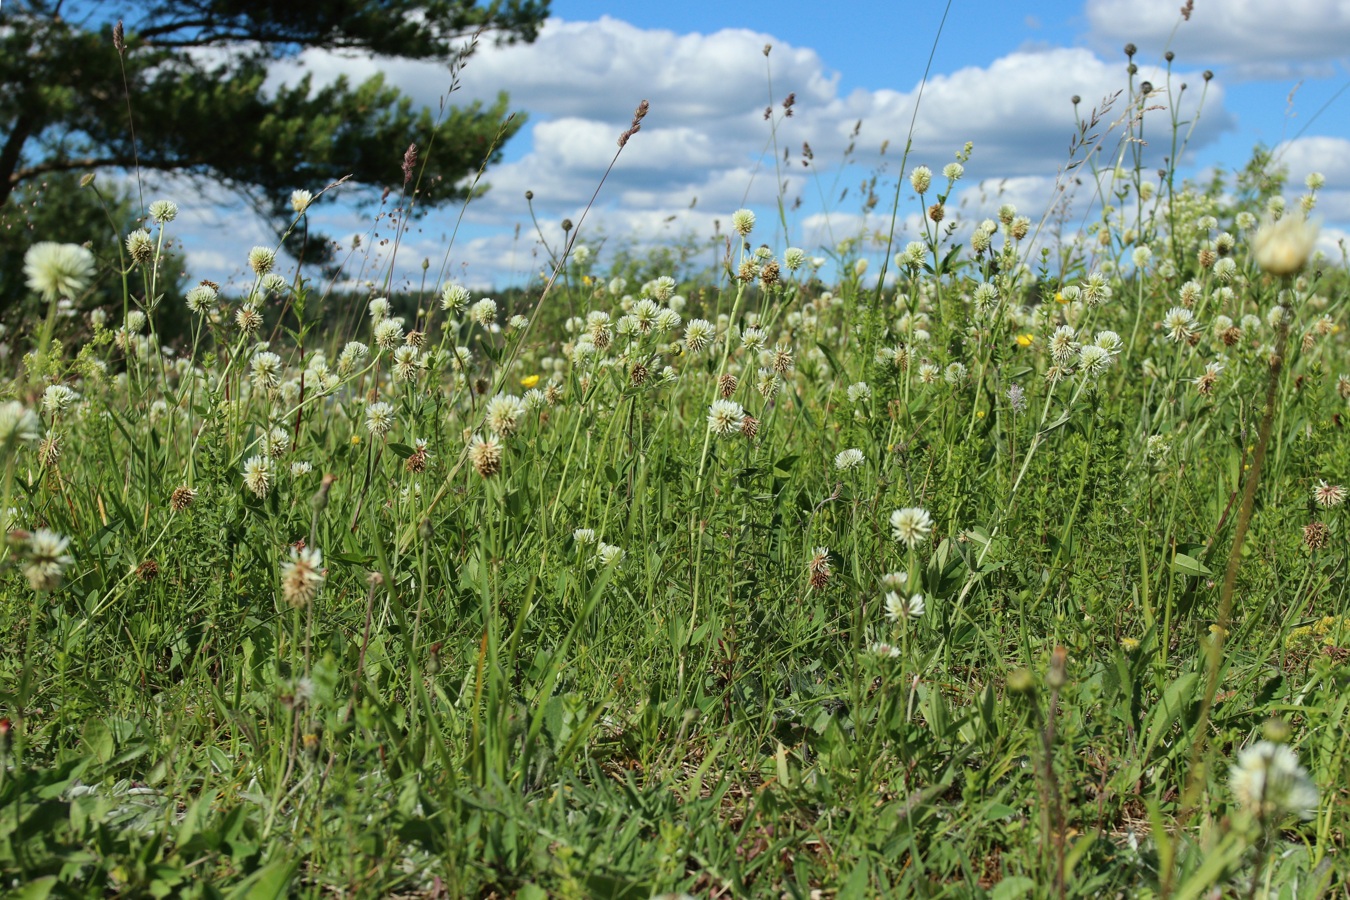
[{"left": 1252, "top": 214, "right": 1320, "bottom": 275}]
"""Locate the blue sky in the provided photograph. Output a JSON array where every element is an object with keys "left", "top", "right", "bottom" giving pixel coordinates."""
[{"left": 168, "top": 0, "right": 1350, "bottom": 290}]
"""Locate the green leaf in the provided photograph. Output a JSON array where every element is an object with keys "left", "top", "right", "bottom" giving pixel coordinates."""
[{"left": 1170, "top": 553, "right": 1213, "bottom": 578}]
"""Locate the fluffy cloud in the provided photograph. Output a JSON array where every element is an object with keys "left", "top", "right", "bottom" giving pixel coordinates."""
[
  {"left": 1087, "top": 0, "right": 1350, "bottom": 77},
  {"left": 241, "top": 16, "right": 1237, "bottom": 286}
]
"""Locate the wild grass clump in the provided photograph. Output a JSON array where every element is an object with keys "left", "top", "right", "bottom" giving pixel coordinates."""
[{"left": 2, "top": 42, "right": 1349, "bottom": 900}]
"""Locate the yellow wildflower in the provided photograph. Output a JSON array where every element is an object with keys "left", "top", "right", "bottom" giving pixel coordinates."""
[
  {"left": 1054, "top": 292, "right": 1066, "bottom": 304},
  {"left": 1120, "top": 637, "right": 1140, "bottom": 652},
  {"left": 520, "top": 374, "right": 540, "bottom": 389},
  {"left": 1016, "top": 333, "right": 1034, "bottom": 347}
]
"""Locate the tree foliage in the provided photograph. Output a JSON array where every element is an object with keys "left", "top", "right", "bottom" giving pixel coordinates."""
[{"left": 0, "top": 0, "right": 548, "bottom": 275}]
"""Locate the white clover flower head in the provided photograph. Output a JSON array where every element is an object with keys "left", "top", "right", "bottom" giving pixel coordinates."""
[
  {"left": 125, "top": 310, "right": 147, "bottom": 334},
  {"left": 884, "top": 592, "right": 926, "bottom": 621},
  {"left": 900, "top": 241, "right": 927, "bottom": 269},
  {"left": 185, "top": 283, "right": 217, "bottom": 314},
  {"left": 42, "top": 384, "right": 79, "bottom": 414},
  {"left": 485, "top": 394, "right": 528, "bottom": 436},
  {"left": 1266, "top": 305, "right": 1288, "bottom": 329},
  {"left": 21, "top": 242, "right": 95, "bottom": 301},
  {"left": 707, "top": 399, "right": 745, "bottom": 436},
  {"left": 1077, "top": 344, "right": 1112, "bottom": 379},
  {"left": 249, "top": 351, "right": 283, "bottom": 389},
  {"left": 1094, "top": 330, "right": 1123, "bottom": 357},
  {"left": 149, "top": 200, "right": 178, "bottom": 224},
  {"left": 890, "top": 507, "right": 934, "bottom": 549},
  {"left": 942, "top": 162, "right": 964, "bottom": 181},
  {"left": 470, "top": 298, "right": 498, "bottom": 326},
  {"left": 1252, "top": 213, "right": 1320, "bottom": 275},
  {"left": 280, "top": 546, "right": 325, "bottom": 607},
  {"left": 1212, "top": 257, "right": 1237, "bottom": 282},
  {"left": 917, "top": 362, "right": 940, "bottom": 384},
  {"left": 1132, "top": 245, "right": 1152, "bottom": 269},
  {"left": 125, "top": 229, "right": 155, "bottom": 264},
  {"left": 20, "top": 528, "right": 73, "bottom": 592},
  {"left": 467, "top": 432, "right": 503, "bottom": 478},
  {"left": 1305, "top": 172, "right": 1325, "bottom": 191},
  {"left": 595, "top": 542, "right": 625, "bottom": 568},
  {"left": 368, "top": 297, "right": 391, "bottom": 322},
  {"left": 834, "top": 448, "right": 865, "bottom": 471},
  {"left": 570, "top": 245, "right": 590, "bottom": 265},
  {"left": 655, "top": 307, "right": 681, "bottom": 332},
  {"left": 944, "top": 362, "right": 968, "bottom": 386},
  {"left": 868, "top": 641, "right": 902, "bottom": 658},
  {"left": 731, "top": 208, "right": 756, "bottom": 235},
  {"left": 1162, "top": 307, "right": 1197, "bottom": 343},
  {"left": 573, "top": 528, "right": 597, "bottom": 545},
  {"left": 0, "top": 402, "right": 42, "bottom": 446},
  {"left": 365, "top": 401, "right": 396, "bottom": 437},
  {"left": 784, "top": 247, "right": 806, "bottom": 271},
  {"left": 248, "top": 245, "right": 276, "bottom": 275},
  {"left": 756, "top": 368, "right": 781, "bottom": 400},
  {"left": 243, "top": 455, "right": 273, "bottom": 498},
  {"left": 259, "top": 273, "right": 287, "bottom": 295},
  {"left": 373, "top": 317, "right": 404, "bottom": 350},
  {"left": 651, "top": 275, "right": 677, "bottom": 301},
  {"left": 1240, "top": 313, "right": 1262, "bottom": 333},
  {"left": 741, "top": 326, "right": 767, "bottom": 353},
  {"left": 632, "top": 298, "right": 660, "bottom": 333},
  {"left": 290, "top": 189, "right": 313, "bottom": 214},
  {"left": 608, "top": 276, "right": 627, "bottom": 296},
  {"left": 847, "top": 382, "right": 872, "bottom": 403},
  {"left": 880, "top": 571, "right": 908, "bottom": 590},
  {"left": 1230, "top": 740, "right": 1319, "bottom": 821},
  {"left": 1081, "top": 273, "right": 1112, "bottom": 307},
  {"left": 972, "top": 282, "right": 999, "bottom": 317},
  {"left": 909, "top": 165, "right": 933, "bottom": 194},
  {"left": 291, "top": 461, "right": 313, "bottom": 477},
  {"left": 684, "top": 318, "right": 715, "bottom": 354},
  {"left": 392, "top": 345, "right": 421, "bottom": 381},
  {"left": 439, "top": 282, "right": 469, "bottom": 313},
  {"left": 853, "top": 258, "right": 869, "bottom": 278},
  {"left": 266, "top": 426, "right": 291, "bottom": 458}
]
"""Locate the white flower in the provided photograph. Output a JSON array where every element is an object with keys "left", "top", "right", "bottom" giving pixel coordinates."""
[
  {"left": 884, "top": 591, "right": 925, "bottom": 621},
  {"left": 20, "top": 528, "right": 73, "bottom": 592},
  {"left": 149, "top": 200, "right": 178, "bottom": 224},
  {"left": 373, "top": 318, "right": 404, "bottom": 350},
  {"left": 250, "top": 351, "right": 283, "bottom": 388},
  {"left": 909, "top": 166, "right": 932, "bottom": 194},
  {"left": 1252, "top": 214, "right": 1320, "bottom": 275},
  {"left": 42, "top": 384, "right": 79, "bottom": 414},
  {"left": 1229, "top": 741, "right": 1319, "bottom": 820},
  {"left": 881, "top": 571, "right": 908, "bottom": 590},
  {"left": 248, "top": 246, "right": 275, "bottom": 275},
  {"left": 834, "top": 449, "right": 865, "bottom": 471},
  {"left": 290, "top": 189, "right": 313, "bottom": 214},
  {"left": 1162, "top": 307, "right": 1197, "bottom": 343},
  {"left": 573, "top": 528, "right": 597, "bottom": 545},
  {"left": 485, "top": 394, "right": 528, "bottom": 436},
  {"left": 684, "top": 319, "right": 715, "bottom": 353},
  {"left": 0, "top": 401, "right": 42, "bottom": 446},
  {"left": 280, "top": 546, "right": 325, "bottom": 607},
  {"left": 365, "top": 401, "right": 396, "bottom": 437},
  {"left": 707, "top": 399, "right": 745, "bottom": 436},
  {"left": 731, "top": 208, "right": 756, "bottom": 235},
  {"left": 847, "top": 382, "right": 872, "bottom": 404},
  {"left": 889, "top": 507, "right": 934, "bottom": 549},
  {"left": 595, "top": 542, "right": 625, "bottom": 568},
  {"left": 470, "top": 298, "right": 498, "bottom": 326},
  {"left": 243, "top": 455, "right": 273, "bottom": 498}
]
